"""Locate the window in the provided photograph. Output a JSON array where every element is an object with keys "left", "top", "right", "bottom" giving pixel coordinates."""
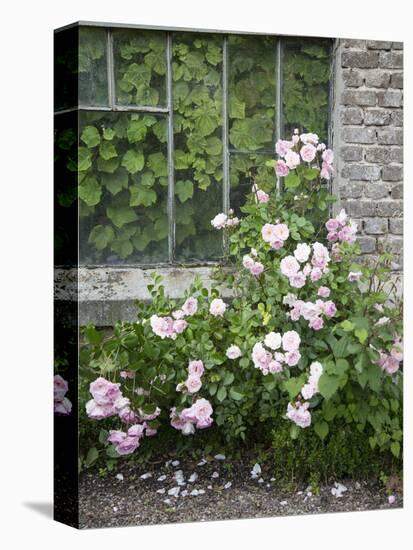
[{"left": 54, "top": 25, "right": 332, "bottom": 266}]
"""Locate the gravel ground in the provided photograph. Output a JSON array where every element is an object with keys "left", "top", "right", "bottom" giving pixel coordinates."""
[{"left": 79, "top": 457, "right": 402, "bottom": 529}]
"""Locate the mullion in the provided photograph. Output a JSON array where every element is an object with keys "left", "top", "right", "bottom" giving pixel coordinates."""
[
  {"left": 166, "top": 32, "right": 175, "bottom": 263},
  {"left": 275, "top": 38, "right": 283, "bottom": 194},
  {"left": 222, "top": 35, "right": 230, "bottom": 256}
]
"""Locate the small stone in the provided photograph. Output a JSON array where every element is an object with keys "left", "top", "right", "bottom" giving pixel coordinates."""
[
  {"left": 207, "top": 485, "right": 212, "bottom": 490},
  {"left": 140, "top": 472, "right": 152, "bottom": 480},
  {"left": 197, "top": 459, "right": 207, "bottom": 466},
  {"left": 258, "top": 478, "right": 264, "bottom": 484},
  {"left": 163, "top": 499, "right": 172, "bottom": 505},
  {"left": 297, "top": 491, "right": 303, "bottom": 495},
  {"left": 172, "top": 460, "right": 180, "bottom": 467},
  {"left": 251, "top": 463, "right": 262, "bottom": 479},
  {"left": 270, "top": 477, "right": 275, "bottom": 482},
  {"left": 212, "top": 471, "right": 220, "bottom": 479},
  {"left": 280, "top": 500, "right": 288, "bottom": 506},
  {"left": 113, "top": 506, "right": 118, "bottom": 512},
  {"left": 156, "top": 488, "right": 166, "bottom": 495},
  {"left": 214, "top": 454, "right": 226, "bottom": 460},
  {"left": 116, "top": 473, "right": 124, "bottom": 481},
  {"left": 331, "top": 482, "right": 348, "bottom": 497},
  {"left": 165, "top": 460, "right": 172, "bottom": 467},
  {"left": 198, "top": 489, "right": 206, "bottom": 495},
  {"left": 355, "top": 482, "right": 361, "bottom": 489},
  {"left": 190, "top": 489, "right": 199, "bottom": 496},
  {"left": 307, "top": 491, "right": 313, "bottom": 497},
  {"left": 388, "top": 495, "right": 396, "bottom": 504},
  {"left": 181, "top": 489, "right": 188, "bottom": 497},
  {"left": 188, "top": 473, "right": 199, "bottom": 483},
  {"left": 157, "top": 475, "right": 167, "bottom": 482},
  {"left": 224, "top": 482, "right": 232, "bottom": 489},
  {"left": 168, "top": 486, "right": 180, "bottom": 497}
]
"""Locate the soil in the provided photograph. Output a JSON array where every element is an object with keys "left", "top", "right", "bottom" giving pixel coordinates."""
[{"left": 79, "top": 457, "right": 402, "bottom": 529}]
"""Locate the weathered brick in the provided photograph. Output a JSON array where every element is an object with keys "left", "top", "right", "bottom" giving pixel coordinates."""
[
  {"left": 392, "top": 42, "right": 403, "bottom": 50},
  {"left": 382, "top": 165, "right": 402, "bottom": 181},
  {"left": 389, "top": 218, "right": 403, "bottom": 234},
  {"left": 342, "top": 50, "right": 379, "bottom": 68},
  {"left": 376, "top": 200, "right": 403, "bottom": 217},
  {"left": 342, "top": 39, "right": 367, "bottom": 49},
  {"left": 339, "top": 182, "right": 364, "bottom": 198},
  {"left": 343, "top": 69, "right": 363, "bottom": 87},
  {"left": 364, "top": 183, "right": 389, "bottom": 199},
  {"left": 340, "top": 145, "right": 363, "bottom": 161},
  {"left": 377, "top": 90, "right": 403, "bottom": 108},
  {"left": 392, "top": 111, "right": 403, "bottom": 127},
  {"left": 364, "top": 109, "right": 392, "bottom": 126},
  {"left": 377, "top": 128, "right": 403, "bottom": 145},
  {"left": 363, "top": 70, "right": 390, "bottom": 88},
  {"left": 391, "top": 184, "right": 403, "bottom": 199},
  {"left": 367, "top": 40, "right": 392, "bottom": 50},
  {"left": 390, "top": 147, "right": 403, "bottom": 163},
  {"left": 342, "top": 90, "right": 376, "bottom": 106},
  {"left": 342, "top": 127, "right": 376, "bottom": 144},
  {"left": 364, "top": 146, "right": 392, "bottom": 164},
  {"left": 378, "top": 236, "right": 403, "bottom": 253},
  {"left": 391, "top": 72, "right": 403, "bottom": 88},
  {"left": 357, "top": 236, "right": 376, "bottom": 253},
  {"left": 379, "top": 51, "right": 403, "bottom": 69},
  {"left": 341, "top": 107, "right": 364, "bottom": 125},
  {"left": 342, "top": 164, "right": 381, "bottom": 181},
  {"left": 342, "top": 200, "right": 376, "bottom": 216},
  {"left": 364, "top": 218, "right": 388, "bottom": 234}
]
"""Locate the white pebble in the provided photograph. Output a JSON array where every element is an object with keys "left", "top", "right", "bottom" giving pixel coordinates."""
[
  {"left": 181, "top": 490, "right": 188, "bottom": 497},
  {"left": 172, "top": 460, "right": 180, "bottom": 466},
  {"left": 190, "top": 489, "right": 199, "bottom": 496},
  {"left": 388, "top": 495, "right": 396, "bottom": 505},
  {"left": 270, "top": 477, "right": 275, "bottom": 482},
  {"left": 280, "top": 501, "right": 287, "bottom": 506},
  {"left": 163, "top": 498, "right": 172, "bottom": 505},
  {"left": 266, "top": 484, "right": 270, "bottom": 488},
  {"left": 156, "top": 488, "right": 166, "bottom": 495},
  {"left": 165, "top": 460, "right": 172, "bottom": 468},
  {"left": 258, "top": 478, "right": 264, "bottom": 484},
  {"left": 140, "top": 472, "right": 152, "bottom": 480},
  {"left": 113, "top": 506, "right": 118, "bottom": 512},
  {"left": 207, "top": 485, "right": 212, "bottom": 490},
  {"left": 214, "top": 454, "right": 226, "bottom": 460},
  {"left": 297, "top": 491, "right": 303, "bottom": 495},
  {"left": 198, "top": 489, "right": 206, "bottom": 495},
  {"left": 212, "top": 471, "right": 219, "bottom": 479},
  {"left": 116, "top": 474, "right": 124, "bottom": 481},
  {"left": 188, "top": 473, "right": 199, "bottom": 483},
  {"left": 251, "top": 463, "right": 262, "bottom": 479},
  {"left": 157, "top": 475, "right": 167, "bottom": 482},
  {"left": 168, "top": 486, "right": 180, "bottom": 497},
  {"left": 307, "top": 491, "right": 313, "bottom": 497},
  {"left": 331, "top": 482, "right": 347, "bottom": 498},
  {"left": 224, "top": 482, "right": 232, "bottom": 489},
  {"left": 197, "top": 459, "right": 207, "bottom": 466}
]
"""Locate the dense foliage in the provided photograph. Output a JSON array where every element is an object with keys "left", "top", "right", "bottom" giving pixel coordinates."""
[
  {"left": 55, "top": 28, "right": 331, "bottom": 264},
  {"left": 75, "top": 131, "right": 403, "bottom": 476}
]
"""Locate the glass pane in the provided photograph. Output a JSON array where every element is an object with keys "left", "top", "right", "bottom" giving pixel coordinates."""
[
  {"left": 78, "top": 111, "right": 169, "bottom": 264},
  {"left": 113, "top": 29, "right": 167, "bottom": 107},
  {"left": 230, "top": 152, "right": 276, "bottom": 216},
  {"left": 283, "top": 39, "right": 331, "bottom": 142},
  {"left": 79, "top": 27, "right": 108, "bottom": 106},
  {"left": 228, "top": 35, "right": 276, "bottom": 152},
  {"left": 54, "top": 27, "right": 78, "bottom": 111},
  {"left": 172, "top": 33, "right": 224, "bottom": 262}
]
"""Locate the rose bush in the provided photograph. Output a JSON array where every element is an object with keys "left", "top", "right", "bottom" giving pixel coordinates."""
[{"left": 80, "top": 130, "right": 402, "bottom": 470}]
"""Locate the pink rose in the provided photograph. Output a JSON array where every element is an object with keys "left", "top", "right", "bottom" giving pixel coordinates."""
[
  {"left": 243, "top": 255, "right": 255, "bottom": 269},
  {"left": 268, "top": 360, "right": 283, "bottom": 374},
  {"left": 226, "top": 345, "right": 242, "bottom": 359},
  {"left": 250, "top": 261, "right": 264, "bottom": 276},
  {"left": 119, "top": 407, "right": 137, "bottom": 424},
  {"left": 256, "top": 190, "right": 269, "bottom": 203},
  {"left": 327, "top": 231, "right": 338, "bottom": 242},
  {"left": 182, "top": 297, "right": 198, "bottom": 316},
  {"left": 172, "top": 309, "right": 185, "bottom": 320},
  {"left": 86, "top": 399, "right": 114, "bottom": 420},
  {"left": 271, "top": 238, "right": 284, "bottom": 250},
  {"left": 324, "top": 301, "right": 337, "bottom": 318},
  {"left": 275, "top": 139, "right": 293, "bottom": 157},
  {"left": 107, "top": 430, "right": 127, "bottom": 445},
  {"left": 188, "top": 360, "right": 205, "bottom": 377},
  {"left": 326, "top": 218, "right": 340, "bottom": 232},
  {"left": 285, "top": 350, "right": 301, "bottom": 366},
  {"left": 128, "top": 424, "right": 146, "bottom": 439},
  {"left": 289, "top": 272, "right": 306, "bottom": 288},
  {"left": 309, "top": 317, "right": 324, "bottom": 330},
  {"left": 310, "top": 267, "right": 322, "bottom": 282},
  {"left": 282, "top": 330, "right": 301, "bottom": 352},
  {"left": 209, "top": 298, "right": 226, "bottom": 317},
  {"left": 54, "top": 397, "right": 72, "bottom": 415},
  {"left": 185, "top": 375, "right": 202, "bottom": 394},
  {"left": 173, "top": 319, "right": 188, "bottom": 334},
  {"left": 211, "top": 213, "right": 228, "bottom": 229},
  {"left": 320, "top": 161, "right": 333, "bottom": 180},
  {"left": 280, "top": 255, "right": 300, "bottom": 277},
  {"left": 285, "top": 150, "right": 300, "bottom": 169},
  {"left": 261, "top": 223, "right": 277, "bottom": 243},
  {"left": 348, "top": 271, "right": 362, "bottom": 282},
  {"left": 317, "top": 286, "right": 330, "bottom": 298},
  {"left": 115, "top": 436, "right": 140, "bottom": 455},
  {"left": 120, "top": 370, "right": 135, "bottom": 379},
  {"left": 300, "top": 143, "right": 317, "bottom": 163},
  {"left": 294, "top": 243, "right": 311, "bottom": 263},
  {"left": 322, "top": 149, "right": 334, "bottom": 164},
  {"left": 273, "top": 223, "right": 290, "bottom": 242},
  {"left": 54, "top": 375, "right": 69, "bottom": 401},
  {"left": 275, "top": 160, "right": 289, "bottom": 177}
]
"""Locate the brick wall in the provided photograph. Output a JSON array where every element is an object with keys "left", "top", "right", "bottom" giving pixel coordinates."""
[{"left": 333, "top": 39, "right": 403, "bottom": 270}]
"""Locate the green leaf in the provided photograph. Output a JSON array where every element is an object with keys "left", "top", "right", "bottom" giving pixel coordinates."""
[
  {"left": 229, "top": 388, "right": 244, "bottom": 401},
  {"left": 341, "top": 320, "right": 354, "bottom": 332},
  {"left": 77, "top": 147, "right": 92, "bottom": 171},
  {"left": 318, "top": 373, "right": 341, "bottom": 400},
  {"left": 79, "top": 175, "right": 101, "bottom": 206},
  {"left": 85, "top": 447, "right": 99, "bottom": 467},
  {"left": 106, "top": 206, "right": 138, "bottom": 228},
  {"left": 314, "top": 421, "right": 329, "bottom": 440},
  {"left": 127, "top": 119, "right": 148, "bottom": 143},
  {"left": 284, "top": 171, "right": 300, "bottom": 188},
  {"left": 147, "top": 152, "right": 167, "bottom": 177},
  {"left": 111, "top": 237, "right": 133, "bottom": 258},
  {"left": 129, "top": 184, "right": 157, "bottom": 207},
  {"left": 223, "top": 372, "right": 235, "bottom": 386},
  {"left": 103, "top": 128, "right": 115, "bottom": 140},
  {"left": 81, "top": 126, "right": 100, "bottom": 148},
  {"left": 303, "top": 167, "right": 320, "bottom": 180},
  {"left": 229, "top": 95, "right": 245, "bottom": 119},
  {"left": 283, "top": 376, "right": 305, "bottom": 400},
  {"left": 97, "top": 157, "right": 119, "bottom": 173},
  {"left": 355, "top": 328, "right": 368, "bottom": 344},
  {"left": 204, "top": 136, "right": 222, "bottom": 156},
  {"left": 390, "top": 441, "right": 400, "bottom": 458},
  {"left": 88, "top": 225, "right": 115, "bottom": 250},
  {"left": 121, "top": 150, "right": 145, "bottom": 174},
  {"left": 102, "top": 169, "right": 129, "bottom": 195},
  {"left": 217, "top": 386, "right": 227, "bottom": 402},
  {"left": 99, "top": 141, "right": 118, "bottom": 160},
  {"left": 175, "top": 180, "right": 194, "bottom": 203},
  {"left": 290, "top": 424, "right": 300, "bottom": 439}
]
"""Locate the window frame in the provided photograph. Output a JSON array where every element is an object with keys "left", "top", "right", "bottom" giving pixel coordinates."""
[{"left": 54, "top": 23, "right": 334, "bottom": 268}]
